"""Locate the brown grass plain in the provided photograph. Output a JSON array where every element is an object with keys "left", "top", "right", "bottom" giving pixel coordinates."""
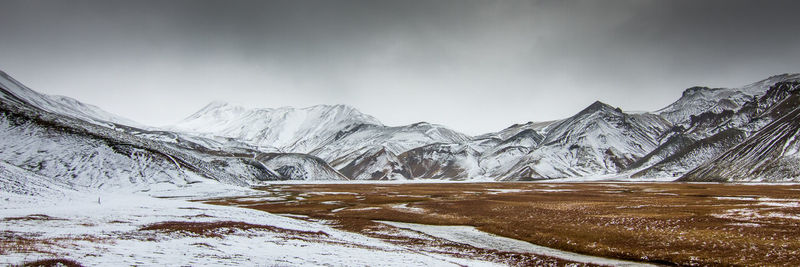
[{"left": 203, "top": 182, "right": 800, "bottom": 266}]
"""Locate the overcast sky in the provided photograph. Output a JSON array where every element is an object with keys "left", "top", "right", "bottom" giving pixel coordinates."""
[{"left": 1, "top": 0, "right": 799, "bottom": 135}]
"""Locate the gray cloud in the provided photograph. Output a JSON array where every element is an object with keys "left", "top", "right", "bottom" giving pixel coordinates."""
[{"left": 1, "top": 0, "right": 799, "bottom": 134}]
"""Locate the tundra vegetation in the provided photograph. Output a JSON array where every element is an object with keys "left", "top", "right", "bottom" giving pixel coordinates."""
[{"left": 205, "top": 182, "right": 800, "bottom": 266}]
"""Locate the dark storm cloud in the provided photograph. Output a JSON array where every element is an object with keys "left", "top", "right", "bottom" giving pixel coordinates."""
[
  {"left": 1, "top": 0, "right": 799, "bottom": 134},
  {"left": 609, "top": 1, "right": 800, "bottom": 73}
]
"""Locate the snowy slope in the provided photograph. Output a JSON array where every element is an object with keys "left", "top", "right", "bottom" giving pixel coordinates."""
[
  {"left": 656, "top": 73, "right": 800, "bottom": 126},
  {"left": 0, "top": 70, "right": 143, "bottom": 128},
  {"left": 630, "top": 129, "right": 747, "bottom": 179},
  {"left": 478, "top": 146, "right": 531, "bottom": 179},
  {"left": 632, "top": 81, "right": 800, "bottom": 179},
  {"left": 475, "top": 121, "right": 555, "bottom": 141},
  {"left": 468, "top": 127, "right": 549, "bottom": 179},
  {"left": 482, "top": 129, "right": 544, "bottom": 156},
  {"left": 312, "top": 122, "right": 471, "bottom": 169},
  {"left": 0, "top": 160, "right": 77, "bottom": 198},
  {"left": 373, "top": 122, "right": 549, "bottom": 180},
  {"left": 501, "top": 101, "right": 672, "bottom": 180},
  {"left": 399, "top": 143, "right": 484, "bottom": 179},
  {"left": 0, "top": 101, "right": 202, "bottom": 189},
  {"left": 680, "top": 83, "right": 800, "bottom": 182},
  {"left": 338, "top": 147, "right": 411, "bottom": 180},
  {"left": 171, "top": 102, "right": 382, "bottom": 152},
  {"left": 256, "top": 153, "right": 349, "bottom": 181}
]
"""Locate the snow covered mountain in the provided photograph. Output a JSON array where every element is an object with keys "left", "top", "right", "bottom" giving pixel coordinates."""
[
  {"left": 389, "top": 101, "right": 673, "bottom": 180},
  {"left": 311, "top": 122, "right": 471, "bottom": 167},
  {"left": 631, "top": 81, "right": 800, "bottom": 179},
  {"left": 499, "top": 101, "right": 672, "bottom": 179},
  {"left": 0, "top": 71, "right": 143, "bottom": 128},
  {"left": 679, "top": 82, "right": 800, "bottom": 182},
  {"left": 171, "top": 102, "right": 471, "bottom": 179},
  {"left": 399, "top": 143, "right": 484, "bottom": 179},
  {"left": 656, "top": 73, "right": 800, "bottom": 126},
  {"left": 3, "top": 68, "right": 800, "bottom": 184},
  {"left": 0, "top": 71, "right": 351, "bottom": 192},
  {"left": 0, "top": 92, "right": 211, "bottom": 189},
  {"left": 172, "top": 102, "right": 382, "bottom": 152},
  {"left": 172, "top": 102, "right": 471, "bottom": 159}
]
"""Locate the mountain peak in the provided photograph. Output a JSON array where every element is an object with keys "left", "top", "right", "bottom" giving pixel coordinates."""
[
  {"left": 170, "top": 102, "right": 385, "bottom": 151},
  {"left": 588, "top": 100, "right": 610, "bottom": 108},
  {"left": 680, "top": 86, "right": 714, "bottom": 98},
  {"left": 200, "top": 100, "right": 240, "bottom": 111},
  {"left": 577, "top": 100, "right": 619, "bottom": 116},
  {"left": 302, "top": 104, "right": 369, "bottom": 117},
  {"left": 183, "top": 102, "right": 381, "bottom": 125},
  {"left": 184, "top": 101, "right": 247, "bottom": 121},
  {"left": 739, "top": 73, "right": 800, "bottom": 95},
  {"left": 320, "top": 103, "right": 356, "bottom": 110},
  {"left": 206, "top": 100, "right": 233, "bottom": 108}
]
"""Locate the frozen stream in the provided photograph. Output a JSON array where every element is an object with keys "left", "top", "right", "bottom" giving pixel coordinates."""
[{"left": 378, "top": 221, "right": 656, "bottom": 267}]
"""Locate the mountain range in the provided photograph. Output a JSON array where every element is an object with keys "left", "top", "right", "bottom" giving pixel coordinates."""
[{"left": 1, "top": 69, "right": 799, "bottom": 191}]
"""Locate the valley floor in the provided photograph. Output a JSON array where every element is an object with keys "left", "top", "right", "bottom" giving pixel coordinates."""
[
  {"left": 208, "top": 182, "right": 800, "bottom": 266},
  {"left": 3, "top": 182, "right": 800, "bottom": 266}
]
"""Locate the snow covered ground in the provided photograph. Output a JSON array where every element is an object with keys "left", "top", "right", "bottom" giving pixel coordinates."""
[{"left": 0, "top": 182, "right": 501, "bottom": 266}]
